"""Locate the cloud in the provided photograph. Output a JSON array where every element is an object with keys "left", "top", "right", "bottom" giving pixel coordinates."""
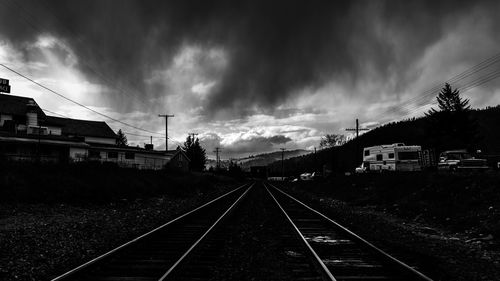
[
  {"left": 2, "top": 0, "right": 498, "bottom": 120},
  {"left": 2, "top": 1, "right": 500, "bottom": 157}
]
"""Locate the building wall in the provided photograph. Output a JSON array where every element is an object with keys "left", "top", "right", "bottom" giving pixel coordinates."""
[
  {"left": 69, "top": 147, "right": 88, "bottom": 161},
  {"left": 47, "top": 126, "right": 62, "bottom": 135},
  {"left": 0, "top": 114, "right": 12, "bottom": 126},
  {"left": 85, "top": 136, "right": 116, "bottom": 145},
  {"left": 169, "top": 152, "right": 189, "bottom": 172},
  {"left": 86, "top": 148, "right": 171, "bottom": 170}
]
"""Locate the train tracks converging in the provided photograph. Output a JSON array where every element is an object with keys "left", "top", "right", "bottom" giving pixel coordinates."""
[
  {"left": 265, "top": 182, "right": 433, "bottom": 281},
  {"left": 51, "top": 183, "right": 253, "bottom": 281},
  {"left": 51, "top": 181, "right": 434, "bottom": 281}
]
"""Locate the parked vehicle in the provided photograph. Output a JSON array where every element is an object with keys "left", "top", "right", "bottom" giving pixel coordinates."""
[
  {"left": 355, "top": 162, "right": 367, "bottom": 173},
  {"left": 438, "top": 150, "right": 488, "bottom": 170},
  {"left": 356, "top": 143, "right": 422, "bottom": 172},
  {"left": 300, "top": 172, "right": 314, "bottom": 181}
]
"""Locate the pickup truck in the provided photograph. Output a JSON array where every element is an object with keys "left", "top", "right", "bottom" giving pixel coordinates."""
[{"left": 437, "top": 150, "right": 488, "bottom": 171}]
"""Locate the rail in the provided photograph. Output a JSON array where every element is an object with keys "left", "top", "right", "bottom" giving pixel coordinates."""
[
  {"left": 267, "top": 182, "right": 434, "bottom": 281},
  {"left": 51, "top": 182, "right": 250, "bottom": 281}
]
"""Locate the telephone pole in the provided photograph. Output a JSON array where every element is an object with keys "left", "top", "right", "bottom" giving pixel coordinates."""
[
  {"left": 214, "top": 147, "right": 222, "bottom": 170},
  {"left": 345, "top": 118, "right": 370, "bottom": 165},
  {"left": 158, "top": 114, "right": 174, "bottom": 151},
  {"left": 280, "top": 148, "right": 286, "bottom": 181},
  {"left": 345, "top": 118, "right": 369, "bottom": 138}
]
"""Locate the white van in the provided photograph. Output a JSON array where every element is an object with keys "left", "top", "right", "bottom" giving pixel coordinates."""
[{"left": 358, "top": 143, "right": 422, "bottom": 172}]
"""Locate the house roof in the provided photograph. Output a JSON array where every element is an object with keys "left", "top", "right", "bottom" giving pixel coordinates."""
[
  {"left": 44, "top": 116, "right": 117, "bottom": 139},
  {"left": 0, "top": 94, "right": 46, "bottom": 118}
]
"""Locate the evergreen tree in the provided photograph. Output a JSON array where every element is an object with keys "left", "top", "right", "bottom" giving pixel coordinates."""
[
  {"left": 426, "top": 83, "right": 478, "bottom": 152},
  {"left": 427, "top": 83, "right": 470, "bottom": 115},
  {"left": 116, "top": 129, "right": 128, "bottom": 147},
  {"left": 183, "top": 136, "right": 207, "bottom": 171}
]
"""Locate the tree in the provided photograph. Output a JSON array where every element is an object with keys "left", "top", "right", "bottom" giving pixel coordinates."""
[
  {"left": 228, "top": 161, "right": 243, "bottom": 178},
  {"left": 426, "top": 83, "right": 478, "bottom": 152},
  {"left": 319, "top": 134, "right": 346, "bottom": 149},
  {"left": 183, "top": 135, "right": 207, "bottom": 172},
  {"left": 116, "top": 129, "right": 128, "bottom": 147},
  {"left": 427, "top": 83, "right": 470, "bottom": 115}
]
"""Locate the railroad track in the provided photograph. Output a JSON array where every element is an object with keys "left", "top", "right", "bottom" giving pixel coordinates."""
[
  {"left": 170, "top": 181, "right": 326, "bottom": 281},
  {"left": 265, "top": 182, "right": 434, "bottom": 281},
  {"left": 51, "top": 183, "right": 253, "bottom": 281}
]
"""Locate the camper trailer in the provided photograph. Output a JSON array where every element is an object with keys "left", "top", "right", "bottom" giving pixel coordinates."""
[{"left": 357, "top": 143, "right": 422, "bottom": 172}]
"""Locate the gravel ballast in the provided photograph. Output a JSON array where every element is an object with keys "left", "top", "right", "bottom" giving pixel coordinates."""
[
  {"left": 282, "top": 182, "right": 500, "bottom": 281},
  {"left": 0, "top": 184, "right": 240, "bottom": 281}
]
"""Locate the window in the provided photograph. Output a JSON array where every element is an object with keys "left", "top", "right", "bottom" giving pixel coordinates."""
[
  {"left": 398, "top": 151, "right": 419, "bottom": 160},
  {"left": 364, "top": 150, "right": 369, "bottom": 156},
  {"left": 107, "top": 151, "right": 118, "bottom": 159},
  {"left": 376, "top": 154, "right": 383, "bottom": 161},
  {"left": 125, "top": 152, "right": 135, "bottom": 160},
  {"left": 388, "top": 153, "right": 395, "bottom": 159},
  {"left": 88, "top": 150, "right": 100, "bottom": 158}
]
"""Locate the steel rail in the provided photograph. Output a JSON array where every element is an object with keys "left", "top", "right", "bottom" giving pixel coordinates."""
[
  {"left": 268, "top": 182, "right": 434, "bottom": 281},
  {"left": 159, "top": 183, "right": 254, "bottom": 280},
  {"left": 51, "top": 183, "right": 249, "bottom": 281},
  {"left": 264, "top": 183, "right": 337, "bottom": 281}
]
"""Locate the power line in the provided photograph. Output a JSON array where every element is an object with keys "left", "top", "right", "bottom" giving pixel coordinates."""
[
  {"left": 1, "top": 63, "right": 164, "bottom": 136},
  {"left": 396, "top": 68, "right": 500, "bottom": 120},
  {"left": 2, "top": 0, "right": 152, "bottom": 109},
  {"left": 41, "top": 107, "right": 172, "bottom": 141},
  {"left": 371, "top": 52, "right": 500, "bottom": 122}
]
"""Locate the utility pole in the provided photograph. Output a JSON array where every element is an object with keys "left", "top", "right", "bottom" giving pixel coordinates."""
[
  {"left": 345, "top": 118, "right": 369, "bottom": 139},
  {"left": 158, "top": 114, "right": 174, "bottom": 151},
  {"left": 214, "top": 147, "right": 222, "bottom": 170},
  {"left": 280, "top": 148, "right": 286, "bottom": 181},
  {"left": 345, "top": 118, "right": 370, "bottom": 166}
]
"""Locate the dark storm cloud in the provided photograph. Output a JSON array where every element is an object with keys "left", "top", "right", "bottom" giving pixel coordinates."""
[{"left": 0, "top": 0, "right": 496, "bottom": 116}]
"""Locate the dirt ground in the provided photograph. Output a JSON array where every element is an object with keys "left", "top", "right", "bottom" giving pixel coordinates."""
[{"left": 278, "top": 174, "right": 500, "bottom": 281}]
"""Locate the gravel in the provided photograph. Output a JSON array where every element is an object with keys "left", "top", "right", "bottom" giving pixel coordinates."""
[
  {"left": 284, "top": 184, "right": 500, "bottom": 281},
  {"left": 0, "top": 184, "right": 237, "bottom": 281}
]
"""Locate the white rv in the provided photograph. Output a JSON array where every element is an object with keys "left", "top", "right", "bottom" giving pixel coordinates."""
[{"left": 357, "top": 143, "right": 422, "bottom": 172}]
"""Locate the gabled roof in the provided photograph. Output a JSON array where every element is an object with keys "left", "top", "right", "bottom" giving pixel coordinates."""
[
  {"left": 168, "top": 147, "right": 190, "bottom": 162},
  {"left": 0, "top": 94, "right": 46, "bottom": 118},
  {"left": 44, "top": 116, "right": 117, "bottom": 139}
]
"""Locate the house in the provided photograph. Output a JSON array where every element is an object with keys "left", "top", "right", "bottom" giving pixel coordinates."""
[
  {"left": 0, "top": 93, "right": 189, "bottom": 170},
  {"left": 165, "top": 146, "right": 190, "bottom": 172}
]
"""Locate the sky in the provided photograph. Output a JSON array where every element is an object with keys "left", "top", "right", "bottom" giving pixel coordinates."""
[{"left": 1, "top": 0, "right": 500, "bottom": 158}]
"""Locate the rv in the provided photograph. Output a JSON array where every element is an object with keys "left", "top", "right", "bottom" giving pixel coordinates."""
[{"left": 357, "top": 143, "right": 422, "bottom": 172}]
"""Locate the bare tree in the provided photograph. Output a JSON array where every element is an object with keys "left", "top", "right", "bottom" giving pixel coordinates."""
[{"left": 320, "top": 134, "right": 346, "bottom": 149}]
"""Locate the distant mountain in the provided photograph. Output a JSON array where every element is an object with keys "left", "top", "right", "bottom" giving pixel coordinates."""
[
  {"left": 236, "top": 149, "right": 311, "bottom": 170},
  {"left": 268, "top": 105, "right": 500, "bottom": 175},
  {"left": 204, "top": 149, "right": 311, "bottom": 170}
]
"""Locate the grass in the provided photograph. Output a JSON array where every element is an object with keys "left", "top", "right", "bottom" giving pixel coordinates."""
[{"left": 0, "top": 161, "right": 237, "bottom": 204}]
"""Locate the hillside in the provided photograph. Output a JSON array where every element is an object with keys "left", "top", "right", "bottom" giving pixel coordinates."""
[
  {"left": 268, "top": 105, "right": 500, "bottom": 175},
  {"left": 236, "top": 149, "right": 311, "bottom": 171}
]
